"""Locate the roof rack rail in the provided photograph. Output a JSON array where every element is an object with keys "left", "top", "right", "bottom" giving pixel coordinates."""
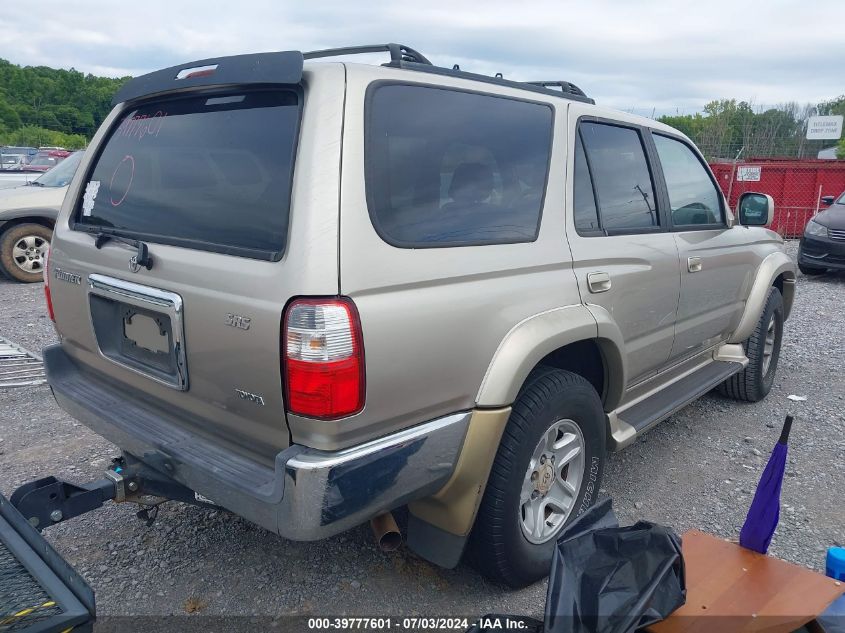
[
  {"left": 303, "top": 44, "right": 594, "bottom": 104},
  {"left": 397, "top": 62, "right": 595, "bottom": 104},
  {"left": 303, "top": 43, "right": 432, "bottom": 66},
  {"left": 526, "top": 81, "right": 590, "bottom": 98}
]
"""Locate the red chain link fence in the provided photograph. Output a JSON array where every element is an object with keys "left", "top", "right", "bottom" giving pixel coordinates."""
[{"left": 709, "top": 159, "right": 845, "bottom": 237}]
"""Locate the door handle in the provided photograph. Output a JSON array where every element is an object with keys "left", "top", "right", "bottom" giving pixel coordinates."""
[
  {"left": 587, "top": 271, "right": 612, "bottom": 293},
  {"left": 687, "top": 257, "right": 702, "bottom": 273}
]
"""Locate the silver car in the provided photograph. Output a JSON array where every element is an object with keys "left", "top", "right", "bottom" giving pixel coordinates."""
[
  {"left": 0, "top": 151, "right": 83, "bottom": 282},
  {"left": 43, "top": 45, "right": 795, "bottom": 587}
]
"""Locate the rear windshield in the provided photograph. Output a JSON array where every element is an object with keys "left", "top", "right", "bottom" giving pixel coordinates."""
[{"left": 75, "top": 90, "right": 300, "bottom": 260}]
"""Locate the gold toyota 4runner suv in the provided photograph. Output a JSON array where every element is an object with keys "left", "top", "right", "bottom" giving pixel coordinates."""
[{"left": 42, "top": 44, "right": 796, "bottom": 587}]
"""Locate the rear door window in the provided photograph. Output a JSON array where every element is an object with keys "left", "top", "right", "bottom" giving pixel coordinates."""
[
  {"left": 365, "top": 84, "right": 553, "bottom": 247},
  {"left": 74, "top": 90, "right": 300, "bottom": 260},
  {"left": 579, "top": 122, "right": 659, "bottom": 232}
]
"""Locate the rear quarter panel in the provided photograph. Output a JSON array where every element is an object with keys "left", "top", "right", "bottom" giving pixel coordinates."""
[{"left": 296, "top": 65, "right": 584, "bottom": 450}]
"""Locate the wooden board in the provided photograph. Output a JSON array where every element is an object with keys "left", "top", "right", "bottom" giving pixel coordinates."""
[{"left": 650, "top": 530, "right": 844, "bottom": 633}]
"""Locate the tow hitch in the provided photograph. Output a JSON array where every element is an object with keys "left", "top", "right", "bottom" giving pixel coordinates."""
[
  {"left": 9, "top": 453, "right": 217, "bottom": 531},
  {"left": 10, "top": 461, "right": 127, "bottom": 531},
  {"left": 2, "top": 453, "right": 219, "bottom": 631}
]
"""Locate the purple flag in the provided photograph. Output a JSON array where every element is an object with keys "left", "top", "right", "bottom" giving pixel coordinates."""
[{"left": 739, "top": 415, "right": 793, "bottom": 554}]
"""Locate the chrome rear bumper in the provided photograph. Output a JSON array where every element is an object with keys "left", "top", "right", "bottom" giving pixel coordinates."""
[
  {"left": 44, "top": 343, "right": 470, "bottom": 540},
  {"left": 279, "top": 413, "right": 469, "bottom": 539}
]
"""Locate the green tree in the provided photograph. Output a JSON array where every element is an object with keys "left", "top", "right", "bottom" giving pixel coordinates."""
[
  {"left": 0, "top": 124, "right": 87, "bottom": 149},
  {"left": 658, "top": 97, "right": 845, "bottom": 160},
  {"left": 0, "top": 96, "right": 21, "bottom": 129},
  {"left": 817, "top": 95, "right": 845, "bottom": 117},
  {"left": 0, "top": 58, "right": 128, "bottom": 143}
]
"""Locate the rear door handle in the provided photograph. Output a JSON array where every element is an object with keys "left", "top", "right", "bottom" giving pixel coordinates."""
[
  {"left": 587, "top": 271, "right": 611, "bottom": 293},
  {"left": 687, "top": 257, "right": 702, "bottom": 273}
]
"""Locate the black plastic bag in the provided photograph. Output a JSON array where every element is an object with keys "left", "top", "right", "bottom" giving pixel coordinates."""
[{"left": 544, "top": 498, "right": 686, "bottom": 633}]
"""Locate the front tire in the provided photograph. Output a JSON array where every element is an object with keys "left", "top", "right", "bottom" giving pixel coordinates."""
[
  {"left": 718, "top": 287, "right": 784, "bottom": 402},
  {"left": 468, "top": 367, "right": 606, "bottom": 587},
  {"left": 0, "top": 223, "right": 52, "bottom": 283}
]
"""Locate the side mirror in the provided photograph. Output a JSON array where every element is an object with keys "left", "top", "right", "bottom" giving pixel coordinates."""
[
  {"left": 737, "top": 192, "right": 774, "bottom": 227},
  {"left": 820, "top": 195, "right": 835, "bottom": 206}
]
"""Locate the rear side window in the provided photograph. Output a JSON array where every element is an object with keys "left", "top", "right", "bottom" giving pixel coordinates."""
[
  {"left": 580, "top": 122, "right": 658, "bottom": 231},
  {"left": 653, "top": 134, "right": 723, "bottom": 226},
  {"left": 75, "top": 90, "right": 300, "bottom": 260},
  {"left": 366, "top": 84, "right": 553, "bottom": 247}
]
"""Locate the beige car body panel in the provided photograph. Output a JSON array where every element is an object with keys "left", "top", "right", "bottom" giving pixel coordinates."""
[
  {"left": 0, "top": 184, "right": 68, "bottom": 217},
  {"left": 408, "top": 407, "right": 511, "bottom": 537},
  {"left": 49, "top": 65, "right": 346, "bottom": 464},
  {"left": 729, "top": 247, "right": 795, "bottom": 343},
  {"left": 45, "top": 57, "right": 796, "bottom": 546},
  {"left": 312, "top": 63, "right": 585, "bottom": 451}
]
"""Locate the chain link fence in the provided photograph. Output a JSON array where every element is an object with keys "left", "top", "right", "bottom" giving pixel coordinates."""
[
  {"left": 709, "top": 158, "right": 845, "bottom": 237},
  {"left": 622, "top": 101, "right": 845, "bottom": 237}
]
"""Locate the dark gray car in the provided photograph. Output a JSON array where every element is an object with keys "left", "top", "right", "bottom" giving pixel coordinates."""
[{"left": 798, "top": 191, "right": 845, "bottom": 274}]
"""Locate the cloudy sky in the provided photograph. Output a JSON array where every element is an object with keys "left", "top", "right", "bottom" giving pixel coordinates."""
[{"left": 2, "top": 0, "right": 842, "bottom": 115}]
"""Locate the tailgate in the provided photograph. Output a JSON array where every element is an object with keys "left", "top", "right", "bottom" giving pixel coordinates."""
[
  {"left": 0, "top": 493, "right": 94, "bottom": 633},
  {"left": 47, "top": 57, "right": 344, "bottom": 462}
]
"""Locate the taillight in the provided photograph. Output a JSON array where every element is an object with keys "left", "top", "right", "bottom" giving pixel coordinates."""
[
  {"left": 283, "top": 297, "right": 365, "bottom": 419},
  {"left": 43, "top": 247, "right": 55, "bottom": 322}
]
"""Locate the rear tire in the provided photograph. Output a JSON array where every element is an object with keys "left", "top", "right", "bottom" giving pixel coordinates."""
[
  {"left": 468, "top": 367, "right": 605, "bottom": 588},
  {"left": 718, "top": 287, "right": 783, "bottom": 403},
  {"left": 798, "top": 262, "right": 826, "bottom": 276},
  {"left": 0, "top": 223, "right": 52, "bottom": 283}
]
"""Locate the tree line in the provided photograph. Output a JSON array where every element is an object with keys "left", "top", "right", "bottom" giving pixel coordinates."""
[
  {"left": 1, "top": 57, "right": 842, "bottom": 158},
  {"left": 0, "top": 58, "right": 128, "bottom": 150},
  {"left": 657, "top": 97, "right": 845, "bottom": 160}
]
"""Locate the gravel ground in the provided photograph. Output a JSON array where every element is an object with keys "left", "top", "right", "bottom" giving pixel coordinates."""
[{"left": 1, "top": 240, "right": 843, "bottom": 622}]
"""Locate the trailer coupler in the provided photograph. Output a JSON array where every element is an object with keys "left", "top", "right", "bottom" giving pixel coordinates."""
[{"left": 9, "top": 454, "right": 212, "bottom": 531}]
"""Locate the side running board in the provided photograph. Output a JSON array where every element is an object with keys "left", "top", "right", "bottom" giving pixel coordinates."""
[{"left": 611, "top": 360, "right": 743, "bottom": 450}]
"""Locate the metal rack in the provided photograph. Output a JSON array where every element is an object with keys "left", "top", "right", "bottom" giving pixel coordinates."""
[
  {"left": 302, "top": 43, "right": 594, "bottom": 104},
  {"left": 303, "top": 43, "right": 433, "bottom": 66},
  {"left": 526, "top": 80, "right": 590, "bottom": 99}
]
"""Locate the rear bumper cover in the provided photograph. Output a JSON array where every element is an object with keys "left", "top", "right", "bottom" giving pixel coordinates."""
[{"left": 44, "top": 344, "right": 470, "bottom": 540}]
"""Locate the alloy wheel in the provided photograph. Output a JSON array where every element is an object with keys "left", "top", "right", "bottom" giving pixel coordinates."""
[{"left": 519, "top": 418, "right": 586, "bottom": 544}]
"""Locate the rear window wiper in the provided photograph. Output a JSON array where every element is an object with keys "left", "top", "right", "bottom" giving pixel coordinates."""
[{"left": 91, "top": 231, "right": 154, "bottom": 270}]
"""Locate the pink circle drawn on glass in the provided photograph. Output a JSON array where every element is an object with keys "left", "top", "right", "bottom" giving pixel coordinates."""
[{"left": 109, "top": 155, "right": 135, "bottom": 207}]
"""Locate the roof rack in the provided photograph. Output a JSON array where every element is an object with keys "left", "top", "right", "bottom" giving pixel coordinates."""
[
  {"left": 303, "top": 43, "right": 432, "bottom": 66},
  {"left": 302, "top": 43, "right": 594, "bottom": 105},
  {"left": 526, "top": 81, "right": 590, "bottom": 99}
]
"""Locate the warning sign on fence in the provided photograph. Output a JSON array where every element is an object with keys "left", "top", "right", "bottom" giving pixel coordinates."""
[
  {"left": 806, "top": 115, "right": 843, "bottom": 140},
  {"left": 737, "top": 166, "right": 762, "bottom": 181}
]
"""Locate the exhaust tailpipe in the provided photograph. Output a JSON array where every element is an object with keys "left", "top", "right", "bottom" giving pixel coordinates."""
[{"left": 370, "top": 512, "right": 402, "bottom": 552}]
